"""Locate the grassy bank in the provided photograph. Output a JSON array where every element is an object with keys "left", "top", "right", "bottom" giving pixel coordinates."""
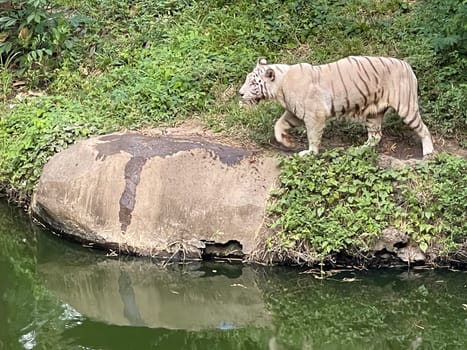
[{"left": 0, "top": 1, "right": 466, "bottom": 261}]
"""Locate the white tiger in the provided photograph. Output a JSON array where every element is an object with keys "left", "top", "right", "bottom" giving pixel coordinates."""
[{"left": 239, "top": 56, "right": 434, "bottom": 157}]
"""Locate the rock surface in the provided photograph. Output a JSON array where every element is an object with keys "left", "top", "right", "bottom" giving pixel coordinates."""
[{"left": 31, "top": 133, "right": 280, "bottom": 259}]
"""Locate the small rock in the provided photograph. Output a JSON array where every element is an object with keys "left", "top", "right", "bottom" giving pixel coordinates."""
[
  {"left": 397, "top": 245, "right": 426, "bottom": 263},
  {"left": 371, "top": 227, "right": 408, "bottom": 253},
  {"left": 377, "top": 154, "right": 420, "bottom": 170}
]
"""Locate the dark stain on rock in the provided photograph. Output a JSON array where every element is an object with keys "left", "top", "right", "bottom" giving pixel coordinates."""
[
  {"left": 95, "top": 133, "right": 250, "bottom": 165},
  {"left": 94, "top": 133, "right": 252, "bottom": 233},
  {"left": 119, "top": 156, "right": 147, "bottom": 232}
]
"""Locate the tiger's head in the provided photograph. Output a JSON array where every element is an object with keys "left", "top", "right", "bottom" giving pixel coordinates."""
[{"left": 238, "top": 58, "right": 276, "bottom": 106}]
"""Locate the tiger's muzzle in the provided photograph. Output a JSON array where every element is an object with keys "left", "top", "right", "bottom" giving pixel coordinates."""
[{"left": 238, "top": 97, "right": 261, "bottom": 107}]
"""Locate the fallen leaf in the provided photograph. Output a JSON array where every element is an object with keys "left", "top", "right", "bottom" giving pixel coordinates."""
[{"left": 342, "top": 277, "right": 360, "bottom": 282}]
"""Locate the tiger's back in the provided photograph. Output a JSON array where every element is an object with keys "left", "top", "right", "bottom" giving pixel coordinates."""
[{"left": 282, "top": 56, "right": 416, "bottom": 121}]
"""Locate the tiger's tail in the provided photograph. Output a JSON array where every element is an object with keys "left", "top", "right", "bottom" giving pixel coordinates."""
[
  {"left": 393, "top": 67, "right": 434, "bottom": 156},
  {"left": 397, "top": 101, "right": 434, "bottom": 156}
]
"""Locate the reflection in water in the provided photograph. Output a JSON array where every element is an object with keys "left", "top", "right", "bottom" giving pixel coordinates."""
[
  {"left": 38, "top": 253, "right": 270, "bottom": 330},
  {"left": 118, "top": 269, "right": 145, "bottom": 326},
  {"left": 1, "top": 198, "right": 467, "bottom": 350}
]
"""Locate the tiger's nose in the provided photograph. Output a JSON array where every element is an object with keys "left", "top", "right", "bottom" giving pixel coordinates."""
[{"left": 238, "top": 91, "right": 244, "bottom": 97}]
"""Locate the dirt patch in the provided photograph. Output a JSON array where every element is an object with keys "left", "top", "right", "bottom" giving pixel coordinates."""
[
  {"left": 323, "top": 132, "right": 466, "bottom": 160},
  {"left": 137, "top": 119, "right": 467, "bottom": 161},
  {"left": 137, "top": 119, "right": 260, "bottom": 151}
]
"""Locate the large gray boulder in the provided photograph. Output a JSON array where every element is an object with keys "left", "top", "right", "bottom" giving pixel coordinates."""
[{"left": 31, "top": 133, "right": 280, "bottom": 259}]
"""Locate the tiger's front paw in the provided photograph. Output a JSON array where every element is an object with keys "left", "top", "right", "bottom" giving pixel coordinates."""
[
  {"left": 298, "top": 145, "right": 319, "bottom": 157},
  {"left": 422, "top": 151, "right": 436, "bottom": 161},
  {"left": 298, "top": 149, "right": 311, "bottom": 157}
]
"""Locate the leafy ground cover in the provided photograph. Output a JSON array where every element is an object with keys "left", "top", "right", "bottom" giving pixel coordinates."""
[
  {"left": 0, "top": 0, "right": 465, "bottom": 262},
  {"left": 267, "top": 147, "right": 467, "bottom": 264}
]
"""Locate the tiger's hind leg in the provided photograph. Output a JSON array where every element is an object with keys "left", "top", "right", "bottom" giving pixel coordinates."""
[
  {"left": 274, "top": 110, "right": 303, "bottom": 148},
  {"left": 364, "top": 113, "right": 384, "bottom": 147}
]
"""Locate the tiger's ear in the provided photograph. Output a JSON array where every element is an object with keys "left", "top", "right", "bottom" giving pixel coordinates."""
[
  {"left": 257, "top": 57, "right": 268, "bottom": 66},
  {"left": 265, "top": 68, "right": 275, "bottom": 81}
]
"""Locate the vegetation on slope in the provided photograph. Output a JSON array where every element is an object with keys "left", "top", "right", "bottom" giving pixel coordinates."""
[
  {"left": 267, "top": 148, "right": 467, "bottom": 263},
  {"left": 0, "top": 0, "right": 465, "bottom": 261}
]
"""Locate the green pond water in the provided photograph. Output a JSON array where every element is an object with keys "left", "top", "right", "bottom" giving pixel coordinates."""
[{"left": 1, "top": 198, "right": 466, "bottom": 350}]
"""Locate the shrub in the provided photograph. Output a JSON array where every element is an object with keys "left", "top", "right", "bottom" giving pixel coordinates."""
[
  {"left": 0, "top": 0, "right": 90, "bottom": 74},
  {"left": 417, "top": 0, "right": 467, "bottom": 56}
]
